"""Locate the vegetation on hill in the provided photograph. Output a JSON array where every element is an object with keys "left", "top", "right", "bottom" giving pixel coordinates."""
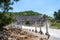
[{"left": 11, "top": 11, "right": 42, "bottom": 16}]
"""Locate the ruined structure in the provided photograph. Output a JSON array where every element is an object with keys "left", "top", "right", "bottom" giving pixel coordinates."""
[{"left": 16, "top": 15, "right": 45, "bottom": 25}]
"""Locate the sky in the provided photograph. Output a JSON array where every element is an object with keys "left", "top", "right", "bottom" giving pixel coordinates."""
[{"left": 11, "top": 0, "right": 60, "bottom": 17}]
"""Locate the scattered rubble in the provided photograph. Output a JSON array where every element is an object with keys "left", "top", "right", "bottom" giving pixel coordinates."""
[{"left": 0, "top": 27, "right": 48, "bottom": 40}]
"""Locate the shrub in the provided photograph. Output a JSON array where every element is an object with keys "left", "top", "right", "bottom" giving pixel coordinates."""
[{"left": 25, "top": 21, "right": 30, "bottom": 25}]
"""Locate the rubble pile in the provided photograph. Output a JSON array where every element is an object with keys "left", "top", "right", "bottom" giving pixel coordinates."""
[{"left": 0, "top": 27, "right": 48, "bottom": 40}]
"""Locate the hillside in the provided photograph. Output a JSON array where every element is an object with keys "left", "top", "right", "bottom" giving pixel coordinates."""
[{"left": 12, "top": 11, "right": 42, "bottom": 16}]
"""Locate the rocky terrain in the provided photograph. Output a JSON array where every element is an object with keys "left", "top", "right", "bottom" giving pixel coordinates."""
[{"left": 0, "top": 26, "right": 48, "bottom": 40}]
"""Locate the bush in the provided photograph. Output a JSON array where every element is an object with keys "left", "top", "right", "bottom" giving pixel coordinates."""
[
  {"left": 25, "top": 21, "right": 30, "bottom": 25},
  {"left": 0, "top": 12, "right": 15, "bottom": 28}
]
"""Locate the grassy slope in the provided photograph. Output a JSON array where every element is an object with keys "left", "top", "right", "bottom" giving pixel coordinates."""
[{"left": 50, "top": 22, "right": 60, "bottom": 29}]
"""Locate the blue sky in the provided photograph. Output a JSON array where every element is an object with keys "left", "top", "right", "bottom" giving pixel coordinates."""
[{"left": 11, "top": 0, "right": 60, "bottom": 17}]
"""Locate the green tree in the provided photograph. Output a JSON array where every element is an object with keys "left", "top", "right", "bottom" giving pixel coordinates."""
[
  {"left": 0, "top": 0, "right": 19, "bottom": 12},
  {"left": 0, "top": 0, "right": 19, "bottom": 28},
  {"left": 0, "top": 12, "right": 15, "bottom": 28},
  {"left": 54, "top": 10, "right": 60, "bottom": 20}
]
